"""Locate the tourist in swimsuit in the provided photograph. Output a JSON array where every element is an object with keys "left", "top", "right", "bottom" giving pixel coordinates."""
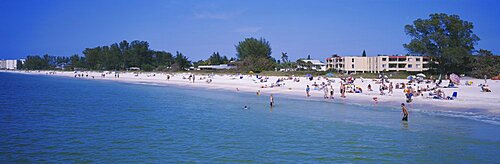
[{"left": 401, "top": 103, "right": 409, "bottom": 121}]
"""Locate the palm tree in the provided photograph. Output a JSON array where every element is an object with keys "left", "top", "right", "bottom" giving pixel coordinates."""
[{"left": 281, "top": 52, "right": 288, "bottom": 63}]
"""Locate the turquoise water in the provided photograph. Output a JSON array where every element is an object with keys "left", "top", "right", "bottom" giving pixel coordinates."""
[{"left": 0, "top": 72, "right": 499, "bottom": 163}]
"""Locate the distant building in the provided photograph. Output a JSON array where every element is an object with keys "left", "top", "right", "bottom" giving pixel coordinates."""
[
  {"left": 0, "top": 59, "right": 18, "bottom": 70},
  {"left": 197, "top": 64, "right": 236, "bottom": 70},
  {"left": 297, "top": 59, "right": 327, "bottom": 71},
  {"left": 326, "top": 55, "right": 430, "bottom": 73},
  {"left": 126, "top": 67, "right": 141, "bottom": 71}
]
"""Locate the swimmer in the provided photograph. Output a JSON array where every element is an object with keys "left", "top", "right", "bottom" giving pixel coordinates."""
[
  {"left": 243, "top": 105, "right": 248, "bottom": 110},
  {"left": 270, "top": 94, "right": 274, "bottom": 107},
  {"left": 401, "top": 103, "right": 409, "bottom": 121}
]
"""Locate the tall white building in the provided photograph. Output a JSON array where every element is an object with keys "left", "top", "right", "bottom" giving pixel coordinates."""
[
  {"left": 326, "top": 55, "right": 430, "bottom": 73},
  {"left": 0, "top": 60, "right": 18, "bottom": 70}
]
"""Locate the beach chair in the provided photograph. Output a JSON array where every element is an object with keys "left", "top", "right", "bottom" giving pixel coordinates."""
[{"left": 448, "top": 92, "right": 458, "bottom": 100}]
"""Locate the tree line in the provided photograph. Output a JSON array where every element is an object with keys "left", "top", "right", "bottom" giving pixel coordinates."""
[
  {"left": 21, "top": 40, "right": 191, "bottom": 71},
  {"left": 19, "top": 13, "right": 499, "bottom": 78}
]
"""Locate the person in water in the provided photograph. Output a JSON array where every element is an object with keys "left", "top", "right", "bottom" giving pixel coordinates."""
[
  {"left": 270, "top": 94, "right": 275, "bottom": 107},
  {"left": 401, "top": 103, "right": 409, "bottom": 121}
]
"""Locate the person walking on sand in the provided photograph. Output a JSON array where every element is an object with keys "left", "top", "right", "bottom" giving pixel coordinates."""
[
  {"left": 270, "top": 94, "right": 275, "bottom": 108},
  {"left": 401, "top": 103, "right": 409, "bottom": 121},
  {"left": 192, "top": 74, "right": 195, "bottom": 83},
  {"left": 306, "top": 85, "right": 311, "bottom": 97}
]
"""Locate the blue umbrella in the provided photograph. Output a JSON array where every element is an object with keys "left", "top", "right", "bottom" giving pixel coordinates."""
[
  {"left": 306, "top": 74, "right": 313, "bottom": 77},
  {"left": 326, "top": 72, "right": 334, "bottom": 77}
]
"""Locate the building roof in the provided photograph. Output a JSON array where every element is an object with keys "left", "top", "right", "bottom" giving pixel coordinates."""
[{"left": 300, "top": 59, "right": 325, "bottom": 66}]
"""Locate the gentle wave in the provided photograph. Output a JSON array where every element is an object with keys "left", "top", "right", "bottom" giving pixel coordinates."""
[{"left": 412, "top": 109, "right": 500, "bottom": 125}]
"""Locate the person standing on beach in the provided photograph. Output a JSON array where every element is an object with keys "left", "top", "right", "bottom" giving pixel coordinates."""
[
  {"left": 388, "top": 82, "right": 394, "bottom": 95},
  {"left": 340, "top": 84, "right": 346, "bottom": 98},
  {"left": 379, "top": 84, "right": 385, "bottom": 95},
  {"left": 329, "top": 85, "right": 334, "bottom": 99},
  {"left": 306, "top": 85, "right": 311, "bottom": 97},
  {"left": 270, "top": 94, "right": 275, "bottom": 108},
  {"left": 192, "top": 74, "right": 195, "bottom": 83},
  {"left": 401, "top": 103, "right": 409, "bottom": 121},
  {"left": 323, "top": 86, "right": 329, "bottom": 99}
]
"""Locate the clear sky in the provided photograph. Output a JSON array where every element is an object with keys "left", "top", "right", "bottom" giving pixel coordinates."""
[{"left": 1, "top": 0, "right": 499, "bottom": 61}]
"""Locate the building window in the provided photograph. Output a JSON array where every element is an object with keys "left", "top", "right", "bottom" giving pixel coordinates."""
[
  {"left": 352, "top": 58, "right": 355, "bottom": 62},
  {"left": 416, "top": 64, "right": 421, "bottom": 68},
  {"left": 382, "top": 58, "right": 387, "bottom": 61},
  {"left": 416, "top": 58, "right": 421, "bottom": 62},
  {"left": 382, "top": 64, "right": 386, "bottom": 68},
  {"left": 408, "top": 64, "right": 412, "bottom": 68},
  {"left": 408, "top": 58, "right": 412, "bottom": 62},
  {"left": 351, "top": 64, "right": 354, "bottom": 68}
]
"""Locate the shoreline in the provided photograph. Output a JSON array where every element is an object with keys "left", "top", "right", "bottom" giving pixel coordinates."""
[{"left": 3, "top": 70, "right": 500, "bottom": 117}]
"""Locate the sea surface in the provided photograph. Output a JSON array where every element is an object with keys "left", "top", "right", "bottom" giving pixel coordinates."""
[{"left": 0, "top": 72, "right": 499, "bottom": 163}]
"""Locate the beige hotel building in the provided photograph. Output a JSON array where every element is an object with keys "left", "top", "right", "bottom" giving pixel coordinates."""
[{"left": 326, "top": 55, "right": 430, "bottom": 73}]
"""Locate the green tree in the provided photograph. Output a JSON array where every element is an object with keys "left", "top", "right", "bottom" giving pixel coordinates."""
[
  {"left": 404, "top": 13, "right": 480, "bottom": 74},
  {"left": 235, "top": 37, "right": 274, "bottom": 72},
  {"left": 296, "top": 59, "right": 306, "bottom": 71},
  {"left": 305, "top": 61, "right": 313, "bottom": 70},
  {"left": 235, "top": 37, "right": 272, "bottom": 60},
  {"left": 469, "top": 49, "right": 500, "bottom": 78},
  {"left": 69, "top": 54, "right": 84, "bottom": 69},
  {"left": 16, "top": 60, "right": 23, "bottom": 69},
  {"left": 206, "top": 52, "right": 229, "bottom": 65},
  {"left": 362, "top": 50, "right": 366, "bottom": 57},
  {"left": 171, "top": 51, "right": 191, "bottom": 71},
  {"left": 281, "top": 52, "right": 288, "bottom": 63}
]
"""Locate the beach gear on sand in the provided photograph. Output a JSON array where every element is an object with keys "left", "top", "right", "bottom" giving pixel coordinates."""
[{"left": 450, "top": 73, "right": 460, "bottom": 84}]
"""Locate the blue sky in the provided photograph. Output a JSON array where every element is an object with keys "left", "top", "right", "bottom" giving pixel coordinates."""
[{"left": 1, "top": 0, "right": 499, "bottom": 61}]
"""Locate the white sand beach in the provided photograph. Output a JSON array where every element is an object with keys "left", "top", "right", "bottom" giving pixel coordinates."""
[{"left": 5, "top": 70, "right": 500, "bottom": 115}]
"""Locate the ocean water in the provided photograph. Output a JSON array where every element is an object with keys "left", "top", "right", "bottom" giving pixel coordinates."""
[{"left": 0, "top": 72, "right": 499, "bottom": 163}]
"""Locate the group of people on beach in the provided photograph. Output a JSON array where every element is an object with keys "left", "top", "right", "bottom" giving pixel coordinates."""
[{"left": 301, "top": 76, "right": 415, "bottom": 121}]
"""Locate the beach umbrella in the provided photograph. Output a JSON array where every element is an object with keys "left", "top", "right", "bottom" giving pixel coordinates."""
[
  {"left": 248, "top": 71, "right": 254, "bottom": 74},
  {"left": 306, "top": 74, "right": 313, "bottom": 77},
  {"left": 416, "top": 73, "right": 426, "bottom": 77},
  {"left": 325, "top": 72, "right": 334, "bottom": 77},
  {"left": 407, "top": 75, "right": 413, "bottom": 80},
  {"left": 450, "top": 73, "right": 460, "bottom": 84}
]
